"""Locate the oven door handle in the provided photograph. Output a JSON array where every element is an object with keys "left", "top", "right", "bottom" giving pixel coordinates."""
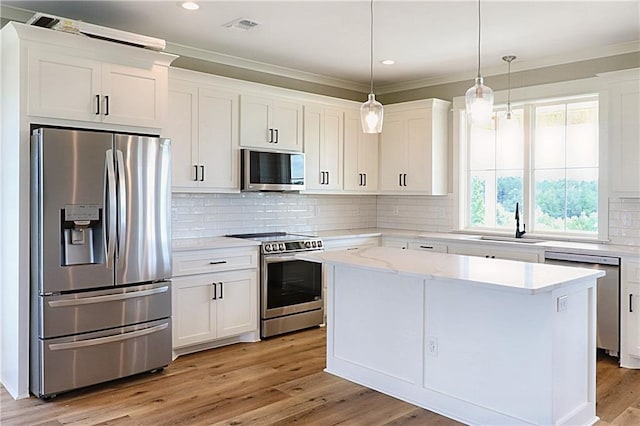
[{"left": 265, "top": 254, "right": 299, "bottom": 262}]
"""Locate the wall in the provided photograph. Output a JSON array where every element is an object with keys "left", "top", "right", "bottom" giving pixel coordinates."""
[
  {"left": 172, "top": 192, "right": 640, "bottom": 247},
  {"left": 172, "top": 193, "right": 377, "bottom": 239},
  {"left": 376, "top": 195, "right": 455, "bottom": 233},
  {"left": 609, "top": 198, "right": 640, "bottom": 246}
]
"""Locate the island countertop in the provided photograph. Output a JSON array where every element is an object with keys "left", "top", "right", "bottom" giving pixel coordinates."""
[{"left": 298, "top": 246, "right": 604, "bottom": 295}]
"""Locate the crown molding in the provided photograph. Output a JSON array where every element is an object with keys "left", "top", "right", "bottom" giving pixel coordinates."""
[
  {"left": 166, "top": 42, "right": 370, "bottom": 93},
  {"left": 377, "top": 40, "right": 640, "bottom": 94}
]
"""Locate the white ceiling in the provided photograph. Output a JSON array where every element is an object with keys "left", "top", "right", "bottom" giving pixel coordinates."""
[{"left": 3, "top": 1, "right": 639, "bottom": 91}]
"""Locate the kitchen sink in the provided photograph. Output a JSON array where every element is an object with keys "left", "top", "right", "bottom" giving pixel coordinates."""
[{"left": 479, "top": 235, "right": 546, "bottom": 244}]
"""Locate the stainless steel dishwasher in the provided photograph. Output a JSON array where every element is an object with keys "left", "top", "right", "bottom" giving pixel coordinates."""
[{"left": 544, "top": 251, "right": 621, "bottom": 356}]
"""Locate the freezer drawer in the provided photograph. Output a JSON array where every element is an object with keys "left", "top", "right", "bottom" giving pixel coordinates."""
[
  {"left": 32, "top": 318, "right": 172, "bottom": 398},
  {"left": 38, "top": 282, "right": 171, "bottom": 338}
]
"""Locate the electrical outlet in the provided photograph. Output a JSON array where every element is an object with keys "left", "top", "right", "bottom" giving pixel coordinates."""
[
  {"left": 557, "top": 295, "right": 568, "bottom": 312},
  {"left": 393, "top": 206, "right": 399, "bottom": 216},
  {"left": 438, "top": 207, "right": 446, "bottom": 218},
  {"left": 427, "top": 336, "right": 438, "bottom": 356}
]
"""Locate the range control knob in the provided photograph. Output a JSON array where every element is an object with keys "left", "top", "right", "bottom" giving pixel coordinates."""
[
  {"left": 264, "top": 244, "right": 271, "bottom": 252},
  {"left": 279, "top": 243, "right": 286, "bottom": 251},
  {"left": 311, "top": 241, "right": 317, "bottom": 248},
  {"left": 317, "top": 241, "right": 323, "bottom": 248},
  {"left": 305, "top": 241, "right": 312, "bottom": 248}
]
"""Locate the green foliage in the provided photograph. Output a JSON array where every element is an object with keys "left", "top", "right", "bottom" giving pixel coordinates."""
[
  {"left": 470, "top": 176, "right": 598, "bottom": 233},
  {"left": 471, "top": 177, "right": 485, "bottom": 226}
]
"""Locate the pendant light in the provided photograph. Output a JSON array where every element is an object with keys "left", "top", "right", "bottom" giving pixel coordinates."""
[
  {"left": 501, "top": 55, "right": 519, "bottom": 138},
  {"left": 502, "top": 55, "right": 516, "bottom": 120},
  {"left": 360, "top": 0, "right": 383, "bottom": 134},
  {"left": 465, "top": 0, "right": 494, "bottom": 124}
]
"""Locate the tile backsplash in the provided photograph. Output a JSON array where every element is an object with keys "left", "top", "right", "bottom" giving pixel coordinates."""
[
  {"left": 376, "top": 195, "right": 454, "bottom": 232},
  {"left": 172, "top": 192, "right": 377, "bottom": 238},
  {"left": 609, "top": 197, "right": 640, "bottom": 246},
  {"left": 172, "top": 192, "right": 639, "bottom": 247}
]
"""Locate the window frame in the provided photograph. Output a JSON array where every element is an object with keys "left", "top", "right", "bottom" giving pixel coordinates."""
[{"left": 453, "top": 78, "right": 609, "bottom": 242}]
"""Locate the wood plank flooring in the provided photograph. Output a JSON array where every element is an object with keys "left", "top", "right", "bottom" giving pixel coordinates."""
[{"left": 2, "top": 327, "right": 640, "bottom": 425}]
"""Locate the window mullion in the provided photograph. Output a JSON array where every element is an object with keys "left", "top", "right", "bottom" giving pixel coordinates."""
[{"left": 523, "top": 104, "right": 533, "bottom": 233}]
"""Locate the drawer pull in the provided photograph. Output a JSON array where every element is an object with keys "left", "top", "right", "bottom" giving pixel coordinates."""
[
  {"left": 420, "top": 245, "right": 434, "bottom": 249},
  {"left": 209, "top": 260, "right": 228, "bottom": 265},
  {"left": 631, "top": 294, "right": 634, "bottom": 313}
]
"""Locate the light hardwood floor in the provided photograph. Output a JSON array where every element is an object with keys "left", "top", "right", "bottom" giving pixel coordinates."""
[{"left": 2, "top": 327, "right": 640, "bottom": 425}]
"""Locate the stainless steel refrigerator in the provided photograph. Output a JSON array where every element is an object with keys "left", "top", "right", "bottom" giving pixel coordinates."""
[{"left": 30, "top": 127, "right": 172, "bottom": 398}]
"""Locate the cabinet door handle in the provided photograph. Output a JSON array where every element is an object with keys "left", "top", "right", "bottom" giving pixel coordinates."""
[
  {"left": 363, "top": 173, "right": 367, "bottom": 187},
  {"left": 631, "top": 294, "right": 634, "bottom": 313},
  {"left": 326, "top": 171, "right": 329, "bottom": 185},
  {"left": 200, "top": 165, "right": 205, "bottom": 181},
  {"left": 403, "top": 173, "right": 407, "bottom": 186},
  {"left": 193, "top": 165, "right": 199, "bottom": 181},
  {"left": 209, "top": 260, "right": 227, "bottom": 265},
  {"left": 212, "top": 282, "right": 217, "bottom": 300},
  {"left": 274, "top": 128, "right": 279, "bottom": 143},
  {"left": 268, "top": 128, "right": 274, "bottom": 143},
  {"left": 104, "top": 95, "right": 109, "bottom": 116},
  {"left": 320, "top": 171, "right": 325, "bottom": 185},
  {"left": 95, "top": 95, "right": 100, "bottom": 115},
  {"left": 398, "top": 174, "right": 402, "bottom": 187},
  {"left": 219, "top": 282, "right": 224, "bottom": 299},
  {"left": 359, "top": 173, "right": 363, "bottom": 186}
]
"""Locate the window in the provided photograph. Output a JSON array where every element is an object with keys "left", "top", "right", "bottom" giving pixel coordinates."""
[{"left": 464, "top": 95, "right": 600, "bottom": 237}]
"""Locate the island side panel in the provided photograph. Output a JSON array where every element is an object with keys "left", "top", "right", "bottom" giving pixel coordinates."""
[
  {"left": 551, "top": 283, "right": 597, "bottom": 426},
  {"left": 327, "top": 265, "right": 424, "bottom": 385},
  {"left": 424, "top": 278, "right": 554, "bottom": 424}
]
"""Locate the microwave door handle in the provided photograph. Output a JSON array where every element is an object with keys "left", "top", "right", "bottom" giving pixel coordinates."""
[
  {"left": 116, "top": 150, "right": 127, "bottom": 260},
  {"left": 104, "top": 149, "right": 117, "bottom": 269}
]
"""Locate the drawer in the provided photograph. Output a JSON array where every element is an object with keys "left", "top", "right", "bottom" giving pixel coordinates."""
[
  {"left": 173, "top": 247, "right": 259, "bottom": 277},
  {"left": 408, "top": 241, "right": 448, "bottom": 253}
]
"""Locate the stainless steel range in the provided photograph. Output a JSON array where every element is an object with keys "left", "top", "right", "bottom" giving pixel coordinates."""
[{"left": 228, "top": 232, "right": 324, "bottom": 338}]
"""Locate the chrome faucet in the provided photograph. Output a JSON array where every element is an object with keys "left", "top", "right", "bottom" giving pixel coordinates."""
[{"left": 515, "top": 202, "right": 526, "bottom": 238}]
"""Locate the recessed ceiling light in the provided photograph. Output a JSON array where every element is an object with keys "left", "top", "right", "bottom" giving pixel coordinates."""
[
  {"left": 181, "top": 2, "right": 199, "bottom": 11},
  {"left": 381, "top": 59, "right": 395, "bottom": 65}
]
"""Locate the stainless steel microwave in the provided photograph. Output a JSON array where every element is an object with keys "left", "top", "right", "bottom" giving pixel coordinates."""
[{"left": 241, "top": 149, "right": 305, "bottom": 191}]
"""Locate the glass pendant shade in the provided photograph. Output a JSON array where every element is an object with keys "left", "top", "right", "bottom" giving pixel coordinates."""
[
  {"left": 465, "top": 76, "right": 494, "bottom": 124},
  {"left": 360, "top": 93, "right": 384, "bottom": 133}
]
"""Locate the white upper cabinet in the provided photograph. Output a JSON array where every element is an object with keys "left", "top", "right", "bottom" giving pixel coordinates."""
[
  {"left": 380, "top": 99, "right": 449, "bottom": 195},
  {"left": 166, "top": 72, "right": 239, "bottom": 192},
  {"left": 304, "top": 104, "right": 344, "bottom": 191},
  {"left": 240, "top": 94, "right": 303, "bottom": 151},
  {"left": 343, "top": 110, "right": 379, "bottom": 192},
  {"left": 27, "top": 46, "right": 168, "bottom": 128},
  {"left": 607, "top": 70, "right": 640, "bottom": 196}
]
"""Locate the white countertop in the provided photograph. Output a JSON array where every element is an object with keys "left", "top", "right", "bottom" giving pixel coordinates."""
[
  {"left": 171, "top": 228, "right": 640, "bottom": 258},
  {"left": 172, "top": 236, "right": 260, "bottom": 252},
  {"left": 298, "top": 246, "right": 604, "bottom": 295},
  {"left": 312, "top": 228, "right": 640, "bottom": 258}
]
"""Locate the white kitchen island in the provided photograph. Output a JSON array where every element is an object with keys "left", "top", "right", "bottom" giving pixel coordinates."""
[{"left": 299, "top": 247, "right": 605, "bottom": 426}]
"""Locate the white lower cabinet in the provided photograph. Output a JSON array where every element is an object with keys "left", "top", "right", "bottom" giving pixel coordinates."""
[
  {"left": 408, "top": 241, "right": 448, "bottom": 253},
  {"left": 621, "top": 258, "right": 640, "bottom": 368},
  {"left": 447, "top": 244, "right": 541, "bottom": 263},
  {"left": 171, "top": 246, "right": 259, "bottom": 351}
]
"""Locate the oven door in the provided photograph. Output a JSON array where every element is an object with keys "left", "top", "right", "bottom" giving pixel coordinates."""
[{"left": 262, "top": 254, "right": 322, "bottom": 319}]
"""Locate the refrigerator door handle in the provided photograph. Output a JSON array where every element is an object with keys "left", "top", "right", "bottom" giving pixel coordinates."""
[
  {"left": 48, "top": 323, "right": 169, "bottom": 351},
  {"left": 47, "top": 285, "right": 169, "bottom": 307},
  {"left": 104, "top": 149, "right": 117, "bottom": 269},
  {"left": 116, "top": 150, "right": 127, "bottom": 260}
]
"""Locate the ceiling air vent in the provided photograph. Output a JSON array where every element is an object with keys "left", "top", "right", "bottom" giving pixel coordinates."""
[{"left": 223, "top": 18, "right": 259, "bottom": 31}]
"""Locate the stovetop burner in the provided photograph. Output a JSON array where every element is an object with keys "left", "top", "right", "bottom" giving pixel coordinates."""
[{"left": 226, "top": 232, "right": 323, "bottom": 254}]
